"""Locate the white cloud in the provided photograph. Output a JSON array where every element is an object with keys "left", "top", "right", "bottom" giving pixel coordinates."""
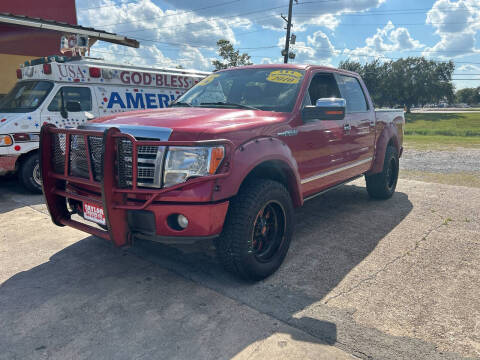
[
  {"left": 77, "top": 0, "right": 253, "bottom": 70},
  {"left": 423, "top": 0, "right": 480, "bottom": 58},
  {"left": 344, "top": 21, "right": 424, "bottom": 61},
  {"left": 278, "top": 30, "right": 338, "bottom": 64},
  {"left": 458, "top": 64, "right": 480, "bottom": 72}
]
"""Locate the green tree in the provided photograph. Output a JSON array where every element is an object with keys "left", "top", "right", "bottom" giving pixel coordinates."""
[
  {"left": 340, "top": 57, "right": 455, "bottom": 112},
  {"left": 455, "top": 87, "right": 480, "bottom": 105},
  {"left": 212, "top": 39, "right": 252, "bottom": 70}
]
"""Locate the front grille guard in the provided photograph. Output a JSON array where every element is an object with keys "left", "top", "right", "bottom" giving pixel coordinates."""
[{"left": 40, "top": 124, "right": 233, "bottom": 247}]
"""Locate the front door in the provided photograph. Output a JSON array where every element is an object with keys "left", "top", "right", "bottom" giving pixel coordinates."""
[
  {"left": 284, "top": 72, "right": 351, "bottom": 197},
  {"left": 40, "top": 86, "right": 97, "bottom": 128}
]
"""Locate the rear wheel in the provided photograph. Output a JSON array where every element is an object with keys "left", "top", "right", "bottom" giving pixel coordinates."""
[
  {"left": 365, "top": 145, "right": 399, "bottom": 199},
  {"left": 215, "top": 179, "right": 294, "bottom": 281},
  {"left": 19, "top": 153, "right": 42, "bottom": 194}
]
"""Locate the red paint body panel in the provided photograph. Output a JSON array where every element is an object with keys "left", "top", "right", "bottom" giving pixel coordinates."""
[
  {"left": 39, "top": 65, "right": 404, "bottom": 246},
  {"left": 0, "top": 0, "right": 77, "bottom": 56},
  {"left": 147, "top": 201, "right": 229, "bottom": 238}
]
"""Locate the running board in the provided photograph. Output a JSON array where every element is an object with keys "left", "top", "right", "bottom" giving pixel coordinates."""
[{"left": 303, "top": 174, "right": 363, "bottom": 202}]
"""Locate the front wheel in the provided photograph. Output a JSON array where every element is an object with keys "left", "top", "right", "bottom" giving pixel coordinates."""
[
  {"left": 19, "top": 153, "right": 42, "bottom": 194},
  {"left": 215, "top": 179, "right": 294, "bottom": 281},
  {"left": 365, "top": 145, "right": 399, "bottom": 199}
]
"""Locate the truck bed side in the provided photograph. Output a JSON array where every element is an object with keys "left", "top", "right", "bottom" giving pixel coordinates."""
[{"left": 370, "top": 109, "right": 405, "bottom": 174}]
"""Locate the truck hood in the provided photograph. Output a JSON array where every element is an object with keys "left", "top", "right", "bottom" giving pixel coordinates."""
[
  {"left": 0, "top": 113, "right": 38, "bottom": 133},
  {"left": 88, "top": 107, "right": 290, "bottom": 141}
]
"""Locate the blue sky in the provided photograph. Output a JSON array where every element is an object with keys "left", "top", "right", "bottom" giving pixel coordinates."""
[{"left": 75, "top": 0, "right": 480, "bottom": 89}]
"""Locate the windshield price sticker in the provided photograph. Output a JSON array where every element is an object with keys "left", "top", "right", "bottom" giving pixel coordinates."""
[
  {"left": 267, "top": 70, "right": 303, "bottom": 84},
  {"left": 197, "top": 74, "right": 220, "bottom": 86}
]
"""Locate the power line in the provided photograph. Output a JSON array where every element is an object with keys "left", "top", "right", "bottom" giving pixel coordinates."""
[
  {"left": 96, "top": 4, "right": 288, "bottom": 30},
  {"left": 82, "top": 0, "right": 241, "bottom": 27},
  {"left": 294, "top": 5, "right": 480, "bottom": 16}
]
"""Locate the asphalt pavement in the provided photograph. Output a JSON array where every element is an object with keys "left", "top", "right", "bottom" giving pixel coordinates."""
[{"left": 0, "top": 175, "right": 479, "bottom": 359}]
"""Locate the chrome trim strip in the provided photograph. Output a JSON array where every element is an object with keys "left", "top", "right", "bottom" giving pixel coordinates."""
[
  {"left": 79, "top": 124, "right": 172, "bottom": 141},
  {"left": 301, "top": 157, "right": 372, "bottom": 185}
]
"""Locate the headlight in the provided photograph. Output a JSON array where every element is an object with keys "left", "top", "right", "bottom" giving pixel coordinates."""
[
  {"left": 0, "top": 135, "right": 13, "bottom": 147},
  {"left": 163, "top": 146, "right": 225, "bottom": 187}
]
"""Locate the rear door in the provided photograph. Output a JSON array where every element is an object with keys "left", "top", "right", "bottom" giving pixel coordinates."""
[
  {"left": 40, "top": 85, "right": 97, "bottom": 128},
  {"left": 335, "top": 74, "right": 375, "bottom": 166}
]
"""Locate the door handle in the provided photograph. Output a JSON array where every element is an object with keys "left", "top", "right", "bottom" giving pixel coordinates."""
[{"left": 344, "top": 123, "right": 351, "bottom": 131}]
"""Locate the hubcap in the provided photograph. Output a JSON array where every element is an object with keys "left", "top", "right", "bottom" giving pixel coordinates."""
[
  {"left": 250, "top": 201, "right": 286, "bottom": 262},
  {"left": 33, "top": 162, "right": 42, "bottom": 186}
]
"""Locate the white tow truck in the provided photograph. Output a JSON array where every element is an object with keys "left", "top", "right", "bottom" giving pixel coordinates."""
[{"left": 0, "top": 56, "right": 209, "bottom": 192}]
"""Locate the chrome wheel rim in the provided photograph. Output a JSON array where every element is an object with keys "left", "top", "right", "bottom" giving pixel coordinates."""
[{"left": 33, "top": 162, "right": 42, "bottom": 186}]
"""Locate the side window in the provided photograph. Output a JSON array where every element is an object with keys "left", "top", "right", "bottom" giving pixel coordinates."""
[
  {"left": 304, "top": 73, "right": 341, "bottom": 107},
  {"left": 336, "top": 75, "right": 368, "bottom": 113},
  {"left": 48, "top": 87, "right": 92, "bottom": 112}
]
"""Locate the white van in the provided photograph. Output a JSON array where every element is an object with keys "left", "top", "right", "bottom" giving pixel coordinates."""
[{"left": 0, "top": 56, "right": 209, "bottom": 192}]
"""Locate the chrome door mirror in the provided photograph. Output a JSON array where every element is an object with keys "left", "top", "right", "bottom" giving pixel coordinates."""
[{"left": 302, "top": 97, "right": 346, "bottom": 122}]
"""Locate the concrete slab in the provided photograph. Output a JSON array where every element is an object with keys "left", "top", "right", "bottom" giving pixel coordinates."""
[
  {"left": 1, "top": 176, "right": 479, "bottom": 359},
  {"left": 0, "top": 178, "right": 353, "bottom": 360}
]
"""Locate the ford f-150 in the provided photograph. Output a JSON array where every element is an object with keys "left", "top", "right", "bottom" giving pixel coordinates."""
[{"left": 39, "top": 64, "right": 405, "bottom": 280}]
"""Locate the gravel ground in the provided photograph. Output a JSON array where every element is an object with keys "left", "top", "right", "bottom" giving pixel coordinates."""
[{"left": 401, "top": 148, "right": 480, "bottom": 174}]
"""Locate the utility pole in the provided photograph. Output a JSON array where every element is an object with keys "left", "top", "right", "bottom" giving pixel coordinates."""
[{"left": 282, "top": 0, "right": 294, "bottom": 63}]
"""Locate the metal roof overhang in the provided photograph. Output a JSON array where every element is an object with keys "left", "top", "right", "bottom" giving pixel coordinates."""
[{"left": 0, "top": 13, "right": 139, "bottom": 48}]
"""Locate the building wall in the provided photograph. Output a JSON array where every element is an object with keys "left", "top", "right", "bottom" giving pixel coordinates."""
[
  {"left": 0, "top": 54, "right": 37, "bottom": 96},
  {"left": 0, "top": 0, "right": 77, "bottom": 95}
]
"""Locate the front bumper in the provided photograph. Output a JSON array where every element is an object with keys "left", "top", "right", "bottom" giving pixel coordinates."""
[
  {"left": 126, "top": 201, "right": 229, "bottom": 243},
  {"left": 40, "top": 125, "right": 232, "bottom": 247}
]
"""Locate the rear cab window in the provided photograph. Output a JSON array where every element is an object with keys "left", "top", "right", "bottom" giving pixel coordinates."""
[
  {"left": 48, "top": 86, "right": 92, "bottom": 112},
  {"left": 336, "top": 75, "right": 369, "bottom": 113}
]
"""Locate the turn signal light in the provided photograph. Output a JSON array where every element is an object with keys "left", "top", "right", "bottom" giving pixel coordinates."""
[
  {"left": 0, "top": 135, "right": 13, "bottom": 146},
  {"left": 16, "top": 69, "right": 22, "bottom": 79},
  {"left": 89, "top": 67, "right": 101, "bottom": 78},
  {"left": 209, "top": 147, "right": 225, "bottom": 174}
]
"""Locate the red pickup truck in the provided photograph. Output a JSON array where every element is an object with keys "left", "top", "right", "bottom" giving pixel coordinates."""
[{"left": 40, "top": 64, "right": 404, "bottom": 280}]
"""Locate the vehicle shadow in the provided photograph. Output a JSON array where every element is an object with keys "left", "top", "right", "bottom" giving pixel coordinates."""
[
  {"left": 0, "top": 175, "right": 44, "bottom": 214},
  {"left": 131, "top": 183, "right": 415, "bottom": 353},
  {"left": 0, "top": 183, "right": 416, "bottom": 359}
]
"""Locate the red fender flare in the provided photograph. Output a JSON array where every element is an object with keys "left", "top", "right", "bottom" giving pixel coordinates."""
[
  {"left": 369, "top": 123, "right": 400, "bottom": 175},
  {"left": 213, "top": 137, "right": 303, "bottom": 207}
]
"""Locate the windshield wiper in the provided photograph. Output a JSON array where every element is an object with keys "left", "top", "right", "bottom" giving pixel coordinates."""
[
  {"left": 170, "top": 101, "right": 192, "bottom": 107},
  {"left": 199, "top": 102, "right": 260, "bottom": 110}
]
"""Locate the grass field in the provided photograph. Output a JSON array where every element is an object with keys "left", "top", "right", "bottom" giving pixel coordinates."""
[{"left": 404, "top": 112, "right": 480, "bottom": 149}]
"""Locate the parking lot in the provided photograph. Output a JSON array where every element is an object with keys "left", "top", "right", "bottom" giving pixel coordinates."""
[{"left": 1, "top": 175, "right": 479, "bottom": 360}]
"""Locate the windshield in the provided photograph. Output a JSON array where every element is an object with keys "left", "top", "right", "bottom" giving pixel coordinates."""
[
  {"left": 173, "top": 68, "right": 305, "bottom": 112},
  {"left": 0, "top": 81, "right": 53, "bottom": 113}
]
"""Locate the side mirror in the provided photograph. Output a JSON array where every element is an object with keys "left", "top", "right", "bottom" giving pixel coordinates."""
[
  {"left": 302, "top": 98, "right": 346, "bottom": 122},
  {"left": 66, "top": 101, "right": 82, "bottom": 112},
  {"left": 85, "top": 112, "right": 95, "bottom": 121}
]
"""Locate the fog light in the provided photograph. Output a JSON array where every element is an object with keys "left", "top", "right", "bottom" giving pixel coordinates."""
[{"left": 177, "top": 214, "right": 189, "bottom": 229}]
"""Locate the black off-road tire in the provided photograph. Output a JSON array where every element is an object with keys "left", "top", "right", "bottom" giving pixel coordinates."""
[
  {"left": 365, "top": 145, "right": 399, "bottom": 199},
  {"left": 215, "top": 179, "right": 294, "bottom": 281},
  {"left": 19, "top": 152, "right": 42, "bottom": 194}
]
